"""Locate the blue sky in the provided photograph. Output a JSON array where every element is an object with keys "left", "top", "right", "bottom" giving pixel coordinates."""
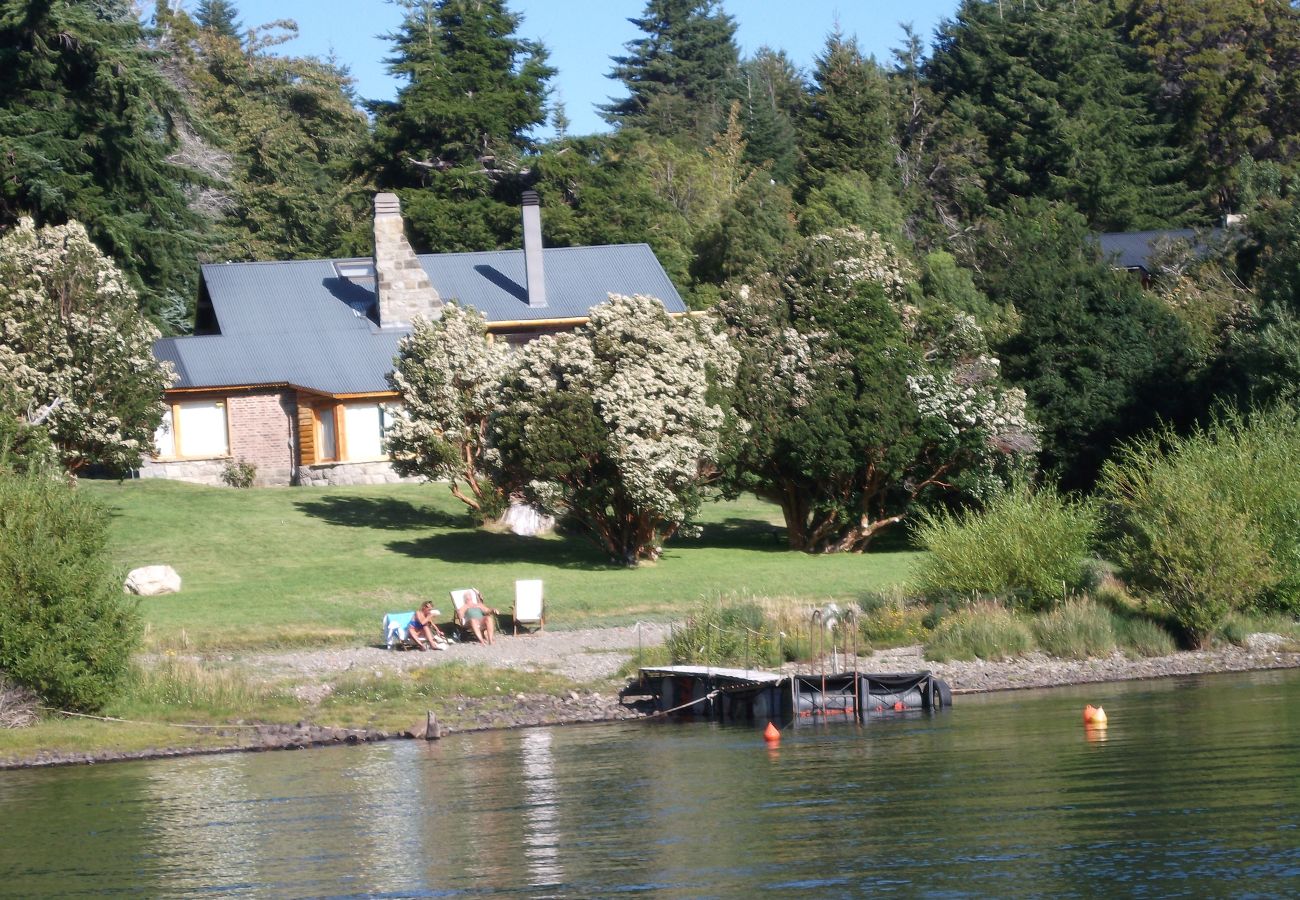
[{"left": 224, "top": 1, "right": 961, "bottom": 136}]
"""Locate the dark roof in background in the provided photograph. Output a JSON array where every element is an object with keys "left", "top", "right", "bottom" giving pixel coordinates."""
[
  {"left": 159, "top": 243, "right": 686, "bottom": 394},
  {"left": 1096, "top": 229, "right": 1224, "bottom": 273}
]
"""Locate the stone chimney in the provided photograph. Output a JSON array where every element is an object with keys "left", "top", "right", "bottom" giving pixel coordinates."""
[
  {"left": 521, "top": 190, "right": 547, "bottom": 308},
  {"left": 373, "top": 193, "right": 441, "bottom": 326}
]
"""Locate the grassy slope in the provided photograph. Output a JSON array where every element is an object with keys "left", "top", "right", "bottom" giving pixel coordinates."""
[{"left": 84, "top": 480, "right": 919, "bottom": 649}]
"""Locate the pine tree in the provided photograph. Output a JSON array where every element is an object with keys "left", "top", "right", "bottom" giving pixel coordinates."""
[
  {"left": 738, "top": 48, "right": 802, "bottom": 184},
  {"left": 195, "top": 0, "right": 242, "bottom": 39},
  {"left": 1126, "top": 0, "right": 1300, "bottom": 212},
  {"left": 926, "top": 0, "right": 1200, "bottom": 230},
  {"left": 0, "top": 0, "right": 208, "bottom": 325},
  {"left": 176, "top": 12, "right": 369, "bottom": 263},
  {"left": 800, "top": 30, "right": 895, "bottom": 184},
  {"left": 602, "top": 0, "right": 741, "bottom": 146},
  {"left": 368, "top": 0, "right": 554, "bottom": 185}
]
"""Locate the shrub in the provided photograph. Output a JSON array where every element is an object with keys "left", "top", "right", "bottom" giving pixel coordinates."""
[
  {"left": 857, "top": 589, "right": 930, "bottom": 648},
  {"left": 1112, "top": 616, "right": 1178, "bottom": 658},
  {"left": 0, "top": 469, "right": 141, "bottom": 711},
  {"left": 125, "top": 658, "right": 275, "bottom": 712},
  {"left": 923, "top": 602, "right": 1034, "bottom": 661},
  {"left": 1032, "top": 599, "right": 1118, "bottom": 659},
  {"left": 220, "top": 459, "right": 257, "bottom": 489},
  {"left": 1101, "top": 415, "right": 1288, "bottom": 648},
  {"left": 911, "top": 481, "right": 1099, "bottom": 612},
  {"left": 666, "top": 600, "right": 781, "bottom": 667}
]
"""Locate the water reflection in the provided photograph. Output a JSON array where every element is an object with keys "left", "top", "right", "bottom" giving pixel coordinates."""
[
  {"left": 2, "top": 669, "right": 1299, "bottom": 897},
  {"left": 520, "top": 728, "right": 562, "bottom": 888}
]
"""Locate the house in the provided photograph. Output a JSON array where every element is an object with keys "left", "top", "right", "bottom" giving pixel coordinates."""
[
  {"left": 1097, "top": 227, "right": 1232, "bottom": 284},
  {"left": 144, "top": 191, "right": 687, "bottom": 487}
]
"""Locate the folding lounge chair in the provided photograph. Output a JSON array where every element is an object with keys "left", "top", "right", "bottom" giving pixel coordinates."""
[
  {"left": 383, "top": 609, "right": 441, "bottom": 649},
  {"left": 449, "top": 588, "right": 489, "bottom": 641},
  {"left": 383, "top": 611, "right": 415, "bottom": 650},
  {"left": 512, "top": 579, "right": 545, "bottom": 635}
]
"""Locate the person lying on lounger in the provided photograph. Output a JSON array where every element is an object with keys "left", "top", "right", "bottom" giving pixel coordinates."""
[
  {"left": 459, "top": 589, "right": 498, "bottom": 645},
  {"left": 408, "top": 601, "right": 447, "bottom": 651}
]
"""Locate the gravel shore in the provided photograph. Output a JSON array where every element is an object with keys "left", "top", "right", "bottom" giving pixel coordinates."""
[{"left": 9, "top": 627, "right": 1299, "bottom": 769}]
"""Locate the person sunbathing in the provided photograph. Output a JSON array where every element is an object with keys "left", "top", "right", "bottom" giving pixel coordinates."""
[
  {"left": 460, "top": 589, "right": 498, "bottom": 645},
  {"left": 408, "top": 601, "right": 447, "bottom": 651}
]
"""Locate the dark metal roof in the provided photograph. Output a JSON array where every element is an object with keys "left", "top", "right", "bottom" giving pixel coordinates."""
[
  {"left": 160, "top": 243, "right": 685, "bottom": 395},
  {"left": 419, "top": 244, "right": 685, "bottom": 321},
  {"left": 1096, "top": 229, "right": 1220, "bottom": 273}
]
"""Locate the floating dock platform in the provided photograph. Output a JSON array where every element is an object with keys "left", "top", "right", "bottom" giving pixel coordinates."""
[{"left": 636, "top": 665, "right": 951, "bottom": 722}]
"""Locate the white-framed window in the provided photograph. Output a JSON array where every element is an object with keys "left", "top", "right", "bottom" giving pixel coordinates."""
[
  {"left": 317, "top": 405, "right": 338, "bottom": 462},
  {"left": 154, "top": 407, "right": 175, "bottom": 458},
  {"left": 158, "top": 399, "right": 229, "bottom": 458},
  {"left": 341, "top": 401, "right": 400, "bottom": 461}
]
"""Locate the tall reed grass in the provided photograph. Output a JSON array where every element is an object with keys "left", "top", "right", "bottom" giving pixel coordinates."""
[
  {"left": 911, "top": 481, "right": 1098, "bottom": 612},
  {"left": 923, "top": 602, "right": 1034, "bottom": 661}
]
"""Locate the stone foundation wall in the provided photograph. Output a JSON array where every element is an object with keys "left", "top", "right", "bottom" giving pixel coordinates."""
[
  {"left": 138, "top": 457, "right": 229, "bottom": 486},
  {"left": 297, "top": 459, "right": 423, "bottom": 487}
]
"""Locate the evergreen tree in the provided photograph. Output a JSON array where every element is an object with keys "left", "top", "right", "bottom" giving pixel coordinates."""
[
  {"left": 602, "top": 0, "right": 741, "bottom": 146},
  {"left": 195, "top": 0, "right": 242, "bottom": 39},
  {"left": 1127, "top": 0, "right": 1300, "bottom": 212},
  {"left": 800, "top": 30, "right": 895, "bottom": 184},
  {"left": 981, "top": 200, "right": 1200, "bottom": 489},
  {"left": 738, "top": 48, "right": 802, "bottom": 183},
  {"left": 368, "top": 0, "right": 553, "bottom": 185},
  {"left": 175, "top": 13, "right": 370, "bottom": 263},
  {"left": 0, "top": 0, "right": 208, "bottom": 324},
  {"left": 927, "top": 0, "right": 1199, "bottom": 230},
  {"left": 365, "top": 0, "right": 553, "bottom": 253}
]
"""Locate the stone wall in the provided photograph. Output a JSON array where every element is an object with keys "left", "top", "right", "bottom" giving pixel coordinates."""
[
  {"left": 297, "top": 459, "right": 423, "bottom": 487},
  {"left": 227, "top": 391, "right": 297, "bottom": 486},
  {"left": 137, "top": 456, "right": 228, "bottom": 486}
]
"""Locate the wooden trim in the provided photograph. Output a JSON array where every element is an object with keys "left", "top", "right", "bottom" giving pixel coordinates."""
[
  {"left": 297, "top": 404, "right": 316, "bottom": 465},
  {"left": 154, "top": 398, "right": 233, "bottom": 461},
  {"left": 167, "top": 383, "right": 291, "bottom": 394},
  {"left": 487, "top": 316, "right": 590, "bottom": 331},
  {"left": 486, "top": 309, "right": 690, "bottom": 332},
  {"left": 328, "top": 390, "right": 399, "bottom": 400},
  {"left": 333, "top": 402, "right": 347, "bottom": 462},
  {"left": 167, "top": 384, "right": 397, "bottom": 401},
  {"left": 169, "top": 401, "right": 182, "bottom": 458}
]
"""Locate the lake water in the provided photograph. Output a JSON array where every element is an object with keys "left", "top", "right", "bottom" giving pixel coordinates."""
[{"left": 2, "top": 669, "right": 1299, "bottom": 898}]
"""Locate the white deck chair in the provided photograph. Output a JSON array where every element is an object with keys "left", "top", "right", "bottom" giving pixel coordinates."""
[
  {"left": 512, "top": 579, "right": 545, "bottom": 635},
  {"left": 383, "top": 611, "right": 415, "bottom": 650},
  {"left": 449, "top": 588, "right": 492, "bottom": 640}
]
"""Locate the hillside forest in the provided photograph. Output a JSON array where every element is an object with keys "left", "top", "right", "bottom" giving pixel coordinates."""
[{"left": 5, "top": 0, "right": 1300, "bottom": 504}]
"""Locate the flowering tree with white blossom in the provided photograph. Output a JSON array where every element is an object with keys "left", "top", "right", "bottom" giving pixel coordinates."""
[
  {"left": 386, "top": 304, "right": 511, "bottom": 519},
  {"left": 491, "top": 294, "right": 738, "bottom": 565},
  {"left": 718, "top": 227, "right": 1035, "bottom": 552},
  {"left": 0, "top": 218, "right": 172, "bottom": 475}
]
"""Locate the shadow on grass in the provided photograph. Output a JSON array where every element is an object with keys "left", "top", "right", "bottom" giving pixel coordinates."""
[
  {"left": 295, "top": 495, "right": 463, "bottom": 530},
  {"left": 389, "top": 530, "right": 624, "bottom": 570},
  {"left": 678, "top": 517, "right": 789, "bottom": 551}
]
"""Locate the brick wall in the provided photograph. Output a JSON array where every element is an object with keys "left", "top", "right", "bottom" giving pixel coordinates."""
[{"left": 227, "top": 390, "right": 296, "bottom": 485}]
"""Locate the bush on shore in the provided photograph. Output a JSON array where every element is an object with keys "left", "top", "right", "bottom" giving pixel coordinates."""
[
  {"left": 1100, "top": 409, "right": 1300, "bottom": 648},
  {"left": 0, "top": 469, "right": 141, "bottom": 711},
  {"left": 923, "top": 602, "right": 1034, "bottom": 661},
  {"left": 910, "top": 481, "right": 1099, "bottom": 613}
]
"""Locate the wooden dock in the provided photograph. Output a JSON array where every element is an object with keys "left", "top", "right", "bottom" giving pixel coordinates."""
[{"left": 636, "top": 665, "right": 951, "bottom": 723}]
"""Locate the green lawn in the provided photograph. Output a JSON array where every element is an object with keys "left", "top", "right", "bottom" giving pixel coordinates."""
[{"left": 84, "top": 480, "right": 920, "bottom": 650}]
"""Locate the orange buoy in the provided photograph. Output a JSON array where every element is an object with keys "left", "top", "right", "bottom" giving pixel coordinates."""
[
  {"left": 1083, "top": 705, "right": 1108, "bottom": 726},
  {"left": 893, "top": 700, "right": 906, "bottom": 711},
  {"left": 763, "top": 721, "right": 781, "bottom": 743}
]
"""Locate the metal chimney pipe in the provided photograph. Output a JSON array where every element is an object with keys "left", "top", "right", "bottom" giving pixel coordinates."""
[{"left": 521, "top": 190, "right": 547, "bottom": 308}]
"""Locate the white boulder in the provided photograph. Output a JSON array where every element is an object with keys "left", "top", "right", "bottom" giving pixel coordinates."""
[{"left": 124, "top": 565, "right": 182, "bottom": 596}]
